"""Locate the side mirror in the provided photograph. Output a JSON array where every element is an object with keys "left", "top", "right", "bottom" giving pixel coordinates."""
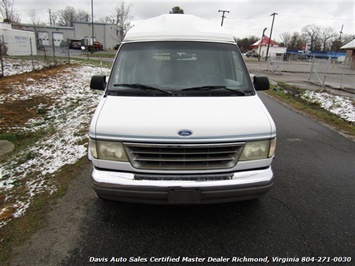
[
  {"left": 253, "top": 76, "right": 270, "bottom": 91},
  {"left": 90, "top": 75, "right": 106, "bottom": 90}
]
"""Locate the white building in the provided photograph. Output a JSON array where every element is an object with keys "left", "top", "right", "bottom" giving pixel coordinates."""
[
  {"left": 251, "top": 36, "right": 286, "bottom": 58},
  {"left": 21, "top": 22, "right": 121, "bottom": 49}
]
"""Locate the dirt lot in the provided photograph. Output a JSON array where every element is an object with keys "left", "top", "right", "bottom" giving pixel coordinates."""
[{"left": 0, "top": 65, "right": 70, "bottom": 130}]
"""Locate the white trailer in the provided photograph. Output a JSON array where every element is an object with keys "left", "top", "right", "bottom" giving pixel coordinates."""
[{"left": 0, "top": 23, "right": 37, "bottom": 56}]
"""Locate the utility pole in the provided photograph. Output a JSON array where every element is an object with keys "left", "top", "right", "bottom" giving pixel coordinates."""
[
  {"left": 265, "top": 12, "right": 278, "bottom": 61},
  {"left": 91, "top": 0, "right": 94, "bottom": 45},
  {"left": 48, "top": 9, "right": 52, "bottom": 26},
  {"left": 335, "top": 25, "right": 344, "bottom": 57},
  {"left": 339, "top": 25, "right": 344, "bottom": 40},
  {"left": 218, "top": 10, "right": 230, "bottom": 27}
]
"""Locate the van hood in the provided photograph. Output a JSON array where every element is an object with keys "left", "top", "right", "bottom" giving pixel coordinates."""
[{"left": 90, "top": 96, "right": 275, "bottom": 142}]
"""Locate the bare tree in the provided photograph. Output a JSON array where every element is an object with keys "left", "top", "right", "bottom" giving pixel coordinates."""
[
  {"left": 301, "top": 24, "right": 321, "bottom": 51},
  {"left": 27, "top": 9, "right": 41, "bottom": 25},
  {"left": 51, "top": 12, "right": 59, "bottom": 26},
  {"left": 27, "top": 9, "right": 44, "bottom": 48},
  {"left": 77, "top": 9, "right": 90, "bottom": 22},
  {"left": 320, "top": 26, "right": 337, "bottom": 51},
  {"left": 97, "top": 1, "right": 131, "bottom": 42},
  {"left": 58, "top": 6, "right": 90, "bottom": 27},
  {"left": 288, "top": 32, "right": 306, "bottom": 50},
  {"left": 114, "top": 1, "right": 132, "bottom": 41},
  {"left": 279, "top": 32, "right": 292, "bottom": 48},
  {"left": 98, "top": 16, "right": 116, "bottom": 24},
  {"left": 341, "top": 34, "right": 355, "bottom": 45},
  {"left": 0, "top": 0, "right": 20, "bottom": 22},
  {"left": 58, "top": 6, "right": 75, "bottom": 26}
]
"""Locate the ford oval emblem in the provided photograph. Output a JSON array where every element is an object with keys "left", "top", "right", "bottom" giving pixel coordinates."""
[{"left": 177, "top": 129, "right": 193, "bottom": 137}]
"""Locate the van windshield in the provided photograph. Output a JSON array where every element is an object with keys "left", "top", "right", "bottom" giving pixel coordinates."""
[{"left": 108, "top": 41, "right": 254, "bottom": 97}]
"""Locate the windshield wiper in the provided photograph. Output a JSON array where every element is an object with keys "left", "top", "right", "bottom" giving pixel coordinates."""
[
  {"left": 182, "top": 85, "right": 246, "bottom": 96},
  {"left": 112, "top": 83, "right": 173, "bottom": 95}
]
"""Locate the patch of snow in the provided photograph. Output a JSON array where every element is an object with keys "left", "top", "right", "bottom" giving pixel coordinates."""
[
  {"left": 302, "top": 91, "right": 355, "bottom": 123},
  {"left": 0, "top": 62, "right": 110, "bottom": 228},
  {"left": 3, "top": 58, "right": 58, "bottom": 76}
]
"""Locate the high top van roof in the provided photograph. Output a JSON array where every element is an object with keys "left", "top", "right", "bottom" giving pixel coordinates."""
[{"left": 124, "top": 14, "right": 235, "bottom": 43}]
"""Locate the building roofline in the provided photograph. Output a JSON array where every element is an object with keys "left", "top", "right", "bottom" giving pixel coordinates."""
[
  {"left": 21, "top": 23, "right": 74, "bottom": 30},
  {"left": 73, "top": 21, "right": 118, "bottom": 26},
  {"left": 340, "top": 39, "right": 355, "bottom": 50},
  {"left": 21, "top": 21, "right": 118, "bottom": 30}
]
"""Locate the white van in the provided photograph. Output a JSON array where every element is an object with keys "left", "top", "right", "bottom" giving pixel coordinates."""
[{"left": 88, "top": 14, "right": 276, "bottom": 204}]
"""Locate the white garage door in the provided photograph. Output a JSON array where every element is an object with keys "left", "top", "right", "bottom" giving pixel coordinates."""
[
  {"left": 52, "top": 32, "right": 64, "bottom": 47},
  {"left": 38, "top": 31, "right": 49, "bottom": 46}
]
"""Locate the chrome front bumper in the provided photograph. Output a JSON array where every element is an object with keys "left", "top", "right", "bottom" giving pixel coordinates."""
[{"left": 91, "top": 166, "right": 274, "bottom": 204}]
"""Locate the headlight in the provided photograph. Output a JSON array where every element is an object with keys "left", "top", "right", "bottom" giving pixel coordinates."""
[
  {"left": 239, "top": 138, "right": 276, "bottom": 161},
  {"left": 89, "top": 139, "right": 128, "bottom": 162}
]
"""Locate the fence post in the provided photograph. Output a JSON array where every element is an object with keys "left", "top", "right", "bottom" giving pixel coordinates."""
[
  {"left": 43, "top": 47, "right": 47, "bottom": 61},
  {"left": 52, "top": 39, "right": 56, "bottom": 64},
  {"left": 308, "top": 57, "right": 315, "bottom": 81},
  {"left": 30, "top": 38, "right": 35, "bottom": 71},
  {"left": 0, "top": 34, "right": 4, "bottom": 77},
  {"left": 322, "top": 57, "right": 331, "bottom": 87},
  {"left": 67, "top": 39, "right": 70, "bottom": 64}
]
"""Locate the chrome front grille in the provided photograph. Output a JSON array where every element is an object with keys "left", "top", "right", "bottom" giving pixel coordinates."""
[
  {"left": 134, "top": 173, "right": 234, "bottom": 181},
  {"left": 124, "top": 142, "right": 244, "bottom": 170}
]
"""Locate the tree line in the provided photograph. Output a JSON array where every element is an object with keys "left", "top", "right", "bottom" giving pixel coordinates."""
[{"left": 237, "top": 24, "right": 354, "bottom": 53}]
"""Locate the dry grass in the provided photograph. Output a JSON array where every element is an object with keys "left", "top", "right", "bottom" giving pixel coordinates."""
[
  {"left": 0, "top": 64, "right": 84, "bottom": 264},
  {"left": 265, "top": 84, "right": 355, "bottom": 140},
  {"left": 0, "top": 65, "right": 71, "bottom": 130}
]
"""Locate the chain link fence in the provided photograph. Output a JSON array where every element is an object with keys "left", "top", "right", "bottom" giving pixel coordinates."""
[
  {"left": 308, "top": 57, "right": 354, "bottom": 90},
  {"left": 38, "top": 41, "right": 71, "bottom": 64},
  {"left": 0, "top": 36, "right": 100, "bottom": 78},
  {"left": 267, "top": 55, "right": 284, "bottom": 73},
  {"left": 0, "top": 38, "right": 68, "bottom": 77},
  {"left": 253, "top": 54, "right": 355, "bottom": 91}
]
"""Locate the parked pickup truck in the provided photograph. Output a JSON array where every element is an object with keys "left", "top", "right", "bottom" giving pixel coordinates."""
[
  {"left": 92, "top": 41, "right": 103, "bottom": 51},
  {"left": 88, "top": 14, "right": 276, "bottom": 204}
]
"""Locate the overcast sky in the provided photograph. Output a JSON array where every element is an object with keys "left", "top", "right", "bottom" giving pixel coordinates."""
[{"left": 15, "top": 0, "right": 354, "bottom": 41}]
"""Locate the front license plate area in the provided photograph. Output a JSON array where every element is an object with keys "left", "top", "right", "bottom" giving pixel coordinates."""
[{"left": 168, "top": 188, "right": 201, "bottom": 204}]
